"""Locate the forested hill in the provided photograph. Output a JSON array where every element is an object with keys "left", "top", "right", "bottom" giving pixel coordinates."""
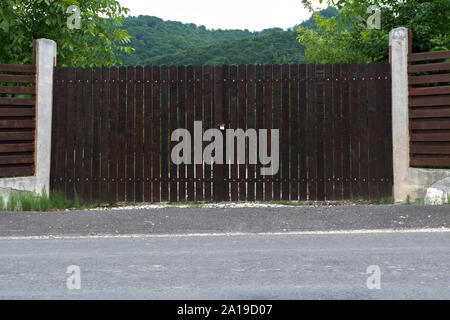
[{"left": 119, "top": 7, "right": 338, "bottom": 66}]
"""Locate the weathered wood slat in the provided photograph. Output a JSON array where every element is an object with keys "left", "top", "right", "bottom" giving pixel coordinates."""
[
  {"left": 126, "top": 66, "right": 135, "bottom": 202},
  {"left": 409, "top": 108, "right": 450, "bottom": 118},
  {"left": 290, "top": 64, "right": 298, "bottom": 201},
  {"left": 0, "top": 143, "right": 34, "bottom": 153},
  {"left": 194, "top": 66, "right": 203, "bottom": 201},
  {"left": 409, "top": 86, "right": 450, "bottom": 96},
  {"left": 143, "top": 66, "right": 152, "bottom": 202},
  {"left": 332, "top": 64, "right": 343, "bottom": 200},
  {"left": 0, "top": 74, "right": 35, "bottom": 83},
  {"left": 0, "top": 98, "right": 35, "bottom": 106},
  {"left": 408, "top": 50, "right": 450, "bottom": 62},
  {"left": 0, "top": 164, "right": 34, "bottom": 177},
  {"left": 238, "top": 64, "right": 247, "bottom": 201},
  {"left": 185, "top": 65, "right": 195, "bottom": 202},
  {"left": 410, "top": 144, "right": 450, "bottom": 155},
  {"left": 246, "top": 64, "right": 256, "bottom": 201},
  {"left": 0, "top": 108, "right": 34, "bottom": 117},
  {"left": 411, "top": 157, "right": 450, "bottom": 167},
  {"left": 409, "top": 95, "right": 450, "bottom": 107},
  {"left": 0, "top": 86, "right": 35, "bottom": 95},
  {"left": 229, "top": 65, "right": 238, "bottom": 202},
  {"left": 213, "top": 65, "right": 224, "bottom": 202},
  {"left": 409, "top": 73, "right": 450, "bottom": 85},
  {"left": 408, "top": 62, "right": 450, "bottom": 73},
  {"left": 0, "top": 154, "right": 34, "bottom": 165},
  {"left": 0, "top": 131, "right": 34, "bottom": 141},
  {"left": 411, "top": 120, "right": 450, "bottom": 130},
  {"left": 411, "top": 133, "right": 450, "bottom": 142},
  {"left": 0, "top": 120, "right": 35, "bottom": 128},
  {"left": 169, "top": 66, "right": 178, "bottom": 203},
  {"left": 160, "top": 66, "right": 169, "bottom": 201},
  {"left": 0, "top": 64, "right": 35, "bottom": 73},
  {"left": 135, "top": 66, "right": 144, "bottom": 202}
]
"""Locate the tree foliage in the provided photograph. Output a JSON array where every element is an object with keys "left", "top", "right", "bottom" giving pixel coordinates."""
[
  {"left": 0, "top": 0, "right": 132, "bottom": 66},
  {"left": 119, "top": 10, "right": 336, "bottom": 66},
  {"left": 298, "top": 0, "right": 450, "bottom": 63}
]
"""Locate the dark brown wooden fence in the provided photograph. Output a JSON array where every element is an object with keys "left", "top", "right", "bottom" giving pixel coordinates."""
[
  {"left": 408, "top": 50, "right": 450, "bottom": 168},
  {"left": 0, "top": 63, "right": 36, "bottom": 178},
  {"left": 51, "top": 63, "right": 392, "bottom": 203}
]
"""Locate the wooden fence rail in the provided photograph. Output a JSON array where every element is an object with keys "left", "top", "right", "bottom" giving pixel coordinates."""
[{"left": 51, "top": 63, "right": 392, "bottom": 203}]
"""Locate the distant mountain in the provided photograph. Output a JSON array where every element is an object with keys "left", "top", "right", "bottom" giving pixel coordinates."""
[{"left": 118, "top": 7, "right": 338, "bottom": 66}]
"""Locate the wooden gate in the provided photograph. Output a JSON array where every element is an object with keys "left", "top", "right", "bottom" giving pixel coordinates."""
[{"left": 51, "top": 63, "right": 392, "bottom": 203}]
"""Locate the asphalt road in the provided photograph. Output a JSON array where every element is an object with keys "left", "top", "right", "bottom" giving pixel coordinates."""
[
  {"left": 0, "top": 205, "right": 449, "bottom": 237},
  {"left": 0, "top": 230, "right": 449, "bottom": 299}
]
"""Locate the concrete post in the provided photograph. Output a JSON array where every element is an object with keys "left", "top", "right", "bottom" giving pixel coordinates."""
[
  {"left": 34, "top": 39, "right": 57, "bottom": 195},
  {"left": 390, "top": 28, "right": 410, "bottom": 202}
]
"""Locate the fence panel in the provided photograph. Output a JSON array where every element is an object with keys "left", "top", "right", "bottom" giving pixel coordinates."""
[
  {"left": 51, "top": 63, "right": 392, "bottom": 203},
  {"left": 408, "top": 50, "right": 450, "bottom": 168},
  {"left": 0, "top": 63, "right": 36, "bottom": 178}
]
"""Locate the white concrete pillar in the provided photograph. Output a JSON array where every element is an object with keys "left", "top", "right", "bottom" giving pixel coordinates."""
[
  {"left": 34, "top": 39, "right": 57, "bottom": 195},
  {"left": 389, "top": 28, "right": 410, "bottom": 202}
]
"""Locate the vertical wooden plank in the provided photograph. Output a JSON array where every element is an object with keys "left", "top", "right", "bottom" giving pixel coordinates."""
[
  {"left": 222, "top": 65, "right": 230, "bottom": 202},
  {"left": 203, "top": 66, "right": 213, "bottom": 201},
  {"left": 229, "top": 65, "right": 239, "bottom": 202},
  {"left": 307, "top": 64, "right": 317, "bottom": 201},
  {"left": 50, "top": 68, "right": 59, "bottom": 193},
  {"left": 75, "top": 68, "right": 85, "bottom": 201},
  {"left": 117, "top": 67, "right": 127, "bottom": 202},
  {"left": 194, "top": 66, "right": 204, "bottom": 201},
  {"left": 83, "top": 68, "right": 93, "bottom": 203},
  {"left": 341, "top": 63, "right": 351, "bottom": 200},
  {"left": 108, "top": 67, "right": 119, "bottom": 203},
  {"left": 135, "top": 66, "right": 144, "bottom": 202},
  {"left": 178, "top": 65, "right": 187, "bottom": 202},
  {"left": 376, "top": 63, "right": 387, "bottom": 199},
  {"left": 298, "top": 64, "right": 307, "bottom": 201},
  {"left": 100, "top": 67, "right": 110, "bottom": 203},
  {"left": 55, "top": 68, "right": 67, "bottom": 194},
  {"left": 332, "top": 64, "right": 343, "bottom": 200},
  {"left": 315, "top": 65, "right": 325, "bottom": 201},
  {"left": 246, "top": 65, "right": 256, "bottom": 201},
  {"left": 272, "top": 65, "right": 281, "bottom": 201},
  {"left": 350, "top": 63, "right": 360, "bottom": 199},
  {"left": 367, "top": 63, "right": 378, "bottom": 200},
  {"left": 213, "top": 65, "right": 224, "bottom": 202},
  {"left": 65, "top": 67, "right": 75, "bottom": 200},
  {"left": 290, "top": 64, "right": 299, "bottom": 201},
  {"left": 169, "top": 66, "right": 178, "bottom": 202},
  {"left": 50, "top": 69, "right": 58, "bottom": 192},
  {"left": 281, "top": 64, "right": 290, "bottom": 200},
  {"left": 238, "top": 64, "right": 247, "bottom": 201},
  {"left": 255, "top": 65, "right": 264, "bottom": 201},
  {"left": 263, "top": 64, "right": 273, "bottom": 201},
  {"left": 126, "top": 66, "right": 135, "bottom": 202},
  {"left": 324, "top": 64, "right": 333, "bottom": 200},
  {"left": 358, "top": 63, "right": 369, "bottom": 200},
  {"left": 143, "top": 66, "right": 153, "bottom": 202},
  {"left": 92, "top": 67, "right": 101, "bottom": 202},
  {"left": 186, "top": 66, "right": 195, "bottom": 202},
  {"left": 152, "top": 66, "right": 161, "bottom": 202},
  {"left": 160, "top": 66, "right": 169, "bottom": 201}
]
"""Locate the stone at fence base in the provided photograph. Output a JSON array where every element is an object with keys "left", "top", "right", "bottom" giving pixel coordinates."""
[{"left": 424, "top": 178, "right": 450, "bottom": 205}]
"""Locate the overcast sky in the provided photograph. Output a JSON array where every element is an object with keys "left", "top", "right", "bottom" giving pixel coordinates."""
[{"left": 118, "top": 0, "right": 326, "bottom": 31}]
